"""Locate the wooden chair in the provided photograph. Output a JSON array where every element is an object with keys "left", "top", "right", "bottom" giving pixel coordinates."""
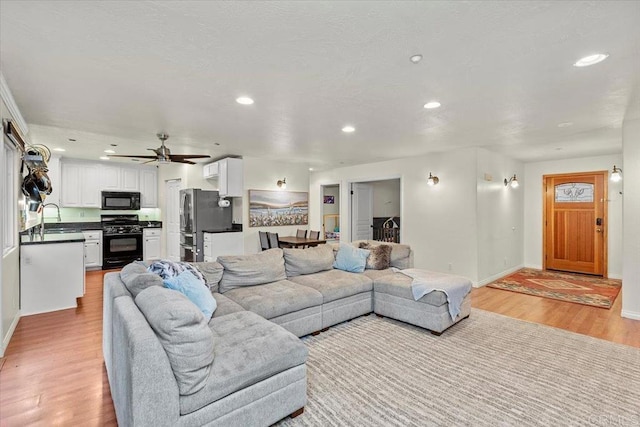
[
  {"left": 296, "top": 229, "right": 307, "bottom": 238},
  {"left": 259, "top": 231, "right": 270, "bottom": 251},
  {"left": 267, "top": 232, "right": 280, "bottom": 249}
]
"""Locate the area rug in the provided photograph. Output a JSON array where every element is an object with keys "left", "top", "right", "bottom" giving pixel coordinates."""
[
  {"left": 277, "top": 311, "right": 640, "bottom": 427},
  {"left": 486, "top": 268, "right": 621, "bottom": 308}
]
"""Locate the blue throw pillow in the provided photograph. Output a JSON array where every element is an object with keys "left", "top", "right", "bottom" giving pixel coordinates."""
[
  {"left": 163, "top": 270, "right": 217, "bottom": 319},
  {"left": 333, "top": 243, "right": 370, "bottom": 273}
]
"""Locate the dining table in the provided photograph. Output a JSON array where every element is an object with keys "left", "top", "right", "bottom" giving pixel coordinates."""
[{"left": 278, "top": 235, "right": 327, "bottom": 248}]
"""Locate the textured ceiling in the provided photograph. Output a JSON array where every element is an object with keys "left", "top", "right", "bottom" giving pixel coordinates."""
[{"left": 1, "top": 1, "right": 639, "bottom": 168}]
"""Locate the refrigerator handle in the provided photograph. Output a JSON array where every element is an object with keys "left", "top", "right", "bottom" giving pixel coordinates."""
[{"left": 179, "top": 192, "right": 187, "bottom": 229}]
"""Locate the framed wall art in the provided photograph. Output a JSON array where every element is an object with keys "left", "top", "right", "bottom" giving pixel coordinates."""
[{"left": 249, "top": 190, "right": 309, "bottom": 227}]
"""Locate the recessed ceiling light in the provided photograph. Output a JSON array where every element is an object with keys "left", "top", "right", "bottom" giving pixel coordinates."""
[
  {"left": 557, "top": 122, "right": 573, "bottom": 128},
  {"left": 104, "top": 149, "right": 115, "bottom": 154},
  {"left": 424, "top": 101, "right": 441, "bottom": 109},
  {"left": 308, "top": 167, "right": 314, "bottom": 171},
  {"left": 99, "top": 156, "right": 109, "bottom": 160},
  {"left": 342, "top": 125, "right": 355, "bottom": 133},
  {"left": 410, "top": 54, "right": 423, "bottom": 64},
  {"left": 236, "top": 96, "right": 254, "bottom": 105},
  {"left": 573, "top": 53, "right": 609, "bottom": 67},
  {"left": 53, "top": 147, "right": 66, "bottom": 152}
]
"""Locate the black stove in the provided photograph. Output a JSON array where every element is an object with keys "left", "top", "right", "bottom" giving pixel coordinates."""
[{"left": 101, "top": 214, "right": 143, "bottom": 269}]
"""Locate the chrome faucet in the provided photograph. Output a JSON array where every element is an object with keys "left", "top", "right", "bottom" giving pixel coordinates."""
[{"left": 40, "top": 203, "right": 61, "bottom": 239}]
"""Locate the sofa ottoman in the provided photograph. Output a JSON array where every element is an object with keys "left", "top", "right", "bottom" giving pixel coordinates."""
[
  {"left": 372, "top": 272, "right": 471, "bottom": 335},
  {"left": 223, "top": 279, "right": 323, "bottom": 337},
  {"left": 288, "top": 269, "right": 374, "bottom": 328}
]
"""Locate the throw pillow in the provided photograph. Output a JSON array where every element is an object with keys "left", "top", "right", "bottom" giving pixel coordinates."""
[
  {"left": 333, "top": 243, "right": 370, "bottom": 273},
  {"left": 135, "top": 286, "right": 214, "bottom": 396},
  {"left": 359, "top": 242, "right": 392, "bottom": 270},
  {"left": 283, "top": 245, "right": 334, "bottom": 277},
  {"left": 163, "top": 270, "right": 217, "bottom": 319},
  {"left": 217, "top": 248, "right": 287, "bottom": 293}
]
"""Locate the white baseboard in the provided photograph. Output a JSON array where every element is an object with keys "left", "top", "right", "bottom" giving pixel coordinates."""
[
  {"left": 621, "top": 310, "right": 640, "bottom": 321},
  {"left": 475, "top": 264, "right": 524, "bottom": 287},
  {"left": 1, "top": 310, "right": 21, "bottom": 358}
]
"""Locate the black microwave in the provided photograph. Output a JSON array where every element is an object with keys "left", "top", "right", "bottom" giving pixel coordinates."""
[{"left": 101, "top": 191, "right": 141, "bottom": 210}]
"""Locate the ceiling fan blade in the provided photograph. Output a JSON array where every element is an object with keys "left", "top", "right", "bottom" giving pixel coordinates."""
[
  {"left": 141, "top": 159, "right": 158, "bottom": 165},
  {"left": 109, "top": 155, "right": 159, "bottom": 159},
  {"left": 171, "top": 158, "right": 196, "bottom": 165},
  {"left": 170, "top": 154, "right": 211, "bottom": 160}
]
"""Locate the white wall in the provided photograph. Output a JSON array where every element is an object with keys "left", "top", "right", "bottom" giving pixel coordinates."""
[
  {"left": 622, "top": 118, "right": 640, "bottom": 319},
  {"left": 370, "top": 179, "right": 400, "bottom": 217},
  {"left": 310, "top": 148, "right": 486, "bottom": 282},
  {"left": 523, "top": 154, "right": 623, "bottom": 278},
  {"left": 476, "top": 149, "right": 524, "bottom": 285},
  {"left": 242, "top": 157, "right": 310, "bottom": 254}
]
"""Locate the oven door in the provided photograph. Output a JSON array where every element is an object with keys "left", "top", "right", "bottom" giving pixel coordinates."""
[{"left": 103, "top": 233, "right": 143, "bottom": 268}]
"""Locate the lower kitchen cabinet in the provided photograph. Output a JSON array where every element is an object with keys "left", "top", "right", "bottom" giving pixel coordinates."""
[
  {"left": 143, "top": 228, "right": 162, "bottom": 260},
  {"left": 83, "top": 230, "right": 103, "bottom": 269},
  {"left": 203, "top": 232, "right": 243, "bottom": 262}
]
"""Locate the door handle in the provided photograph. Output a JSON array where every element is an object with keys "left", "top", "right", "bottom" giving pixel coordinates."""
[{"left": 596, "top": 228, "right": 602, "bottom": 232}]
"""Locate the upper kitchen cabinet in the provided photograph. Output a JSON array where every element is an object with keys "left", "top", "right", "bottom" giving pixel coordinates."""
[
  {"left": 61, "top": 161, "right": 101, "bottom": 207},
  {"left": 139, "top": 168, "right": 158, "bottom": 208},
  {"left": 203, "top": 157, "right": 243, "bottom": 197},
  {"left": 102, "top": 165, "right": 140, "bottom": 192}
]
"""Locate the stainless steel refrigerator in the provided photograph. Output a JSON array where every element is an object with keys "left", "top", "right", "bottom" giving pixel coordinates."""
[{"left": 180, "top": 189, "right": 232, "bottom": 262}]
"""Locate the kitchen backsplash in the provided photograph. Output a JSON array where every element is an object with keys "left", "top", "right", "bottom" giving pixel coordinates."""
[{"left": 42, "top": 207, "right": 161, "bottom": 223}]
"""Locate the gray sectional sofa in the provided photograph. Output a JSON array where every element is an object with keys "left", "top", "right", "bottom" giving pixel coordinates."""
[{"left": 103, "top": 240, "right": 471, "bottom": 426}]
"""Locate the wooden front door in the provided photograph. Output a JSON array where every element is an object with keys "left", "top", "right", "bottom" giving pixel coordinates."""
[{"left": 543, "top": 172, "right": 607, "bottom": 276}]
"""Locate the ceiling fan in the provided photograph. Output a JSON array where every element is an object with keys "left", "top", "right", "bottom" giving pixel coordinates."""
[{"left": 109, "top": 133, "right": 211, "bottom": 165}]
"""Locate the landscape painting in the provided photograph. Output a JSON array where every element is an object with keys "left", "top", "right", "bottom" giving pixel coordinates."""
[{"left": 249, "top": 190, "right": 308, "bottom": 227}]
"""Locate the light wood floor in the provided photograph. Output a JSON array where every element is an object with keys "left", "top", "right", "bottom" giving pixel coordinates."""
[{"left": 1, "top": 270, "right": 638, "bottom": 425}]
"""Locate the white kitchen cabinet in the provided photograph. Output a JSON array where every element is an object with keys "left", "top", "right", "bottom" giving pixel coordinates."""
[
  {"left": 203, "top": 158, "right": 243, "bottom": 197},
  {"left": 143, "top": 228, "right": 162, "bottom": 260},
  {"left": 139, "top": 168, "right": 158, "bottom": 208},
  {"left": 203, "top": 232, "right": 243, "bottom": 262},
  {"left": 61, "top": 161, "right": 101, "bottom": 208},
  {"left": 82, "top": 230, "right": 102, "bottom": 269},
  {"left": 21, "top": 241, "right": 86, "bottom": 315},
  {"left": 102, "top": 165, "right": 140, "bottom": 192}
]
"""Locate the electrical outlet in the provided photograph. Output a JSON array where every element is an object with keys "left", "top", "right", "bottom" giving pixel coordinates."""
[{"left": 80, "top": 211, "right": 85, "bottom": 218}]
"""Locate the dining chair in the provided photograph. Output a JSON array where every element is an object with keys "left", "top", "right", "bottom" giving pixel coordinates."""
[
  {"left": 306, "top": 230, "right": 321, "bottom": 247},
  {"left": 259, "top": 231, "right": 270, "bottom": 251},
  {"left": 267, "top": 232, "right": 280, "bottom": 249},
  {"left": 296, "top": 229, "right": 307, "bottom": 238}
]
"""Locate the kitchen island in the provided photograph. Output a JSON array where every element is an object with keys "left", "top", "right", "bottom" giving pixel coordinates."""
[{"left": 20, "top": 232, "right": 86, "bottom": 315}]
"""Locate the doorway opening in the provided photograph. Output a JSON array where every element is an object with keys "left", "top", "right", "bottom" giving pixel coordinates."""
[
  {"left": 542, "top": 171, "right": 608, "bottom": 277},
  {"left": 350, "top": 178, "right": 401, "bottom": 243},
  {"left": 321, "top": 184, "right": 340, "bottom": 242}
]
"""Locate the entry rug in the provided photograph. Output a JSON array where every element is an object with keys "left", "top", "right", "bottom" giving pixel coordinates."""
[{"left": 487, "top": 268, "right": 621, "bottom": 308}]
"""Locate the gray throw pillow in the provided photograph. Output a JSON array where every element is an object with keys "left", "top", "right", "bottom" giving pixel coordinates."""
[
  {"left": 283, "top": 245, "right": 334, "bottom": 277},
  {"left": 189, "top": 261, "right": 224, "bottom": 293},
  {"left": 135, "top": 286, "right": 214, "bottom": 396},
  {"left": 217, "top": 248, "right": 286, "bottom": 293},
  {"left": 360, "top": 242, "right": 392, "bottom": 270},
  {"left": 120, "top": 262, "right": 163, "bottom": 297}
]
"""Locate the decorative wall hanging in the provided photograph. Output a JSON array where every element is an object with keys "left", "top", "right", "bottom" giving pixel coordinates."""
[{"left": 249, "top": 190, "right": 308, "bottom": 227}]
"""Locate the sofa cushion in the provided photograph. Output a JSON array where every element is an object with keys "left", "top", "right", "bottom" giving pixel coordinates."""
[
  {"left": 333, "top": 243, "right": 370, "bottom": 273},
  {"left": 223, "top": 279, "right": 323, "bottom": 320},
  {"left": 289, "top": 269, "right": 373, "bottom": 303},
  {"left": 190, "top": 261, "right": 224, "bottom": 293},
  {"left": 135, "top": 286, "right": 215, "bottom": 396},
  {"left": 373, "top": 272, "right": 448, "bottom": 306},
  {"left": 210, "top": 293, "right": 246, "bottom": 319},
  {"left": 362, "top": 268, "right": 395, "bottom": 281},
  {"left": 360, "top": 242, "right": 392, "bottom": 270},
  {"left": 120, "top": 262, "right": 163, "bottom": 297},
  {"left": 218, "top": 249, "right": 286, "bottom": 293},
  {"left": 283, "top": 245, "right": 334, "bottom": 277},
  {"left": 163, "top": 270, "right": 218, "bottom": 320},
  {"left": 179, "top": 310, "right": 308, "bottom": 415}
]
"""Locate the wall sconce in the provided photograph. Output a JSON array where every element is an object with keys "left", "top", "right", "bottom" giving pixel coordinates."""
[
  {"left": 427, "top": 172, "right": 439, "bottom": 186},
  {"left": 610, "top": 165, "right": 622, "bottom": 182},
  {"left": 504, "top": 174, "right": 519, "bottom": 188},
  {"left": 277, "top": 177, "right": 287, "bottom": 189}
]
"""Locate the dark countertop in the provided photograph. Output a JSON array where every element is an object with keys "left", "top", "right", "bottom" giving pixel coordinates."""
[
  {"left": 140, "top": 221, "right": 163, "bottom": 228},
  {"left": 202, "top": 229, "right": 242, "bottom": 234},
  {"left": 43, "top": 222, "right": 101, "bottom": 232},
  {"left": 21, "top": 232, "right": 86, "bottom": 245}
]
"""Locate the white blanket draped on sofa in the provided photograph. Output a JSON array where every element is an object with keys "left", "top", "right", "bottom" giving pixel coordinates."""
[{"left": 393, "top": 268, "right": 472, "bottom": 320}]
